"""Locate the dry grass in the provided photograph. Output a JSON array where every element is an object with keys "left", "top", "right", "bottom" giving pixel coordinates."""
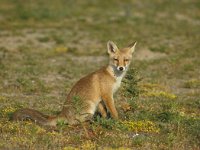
[{"left": 0, "top": 0, "right": 200, "bottom": 149}]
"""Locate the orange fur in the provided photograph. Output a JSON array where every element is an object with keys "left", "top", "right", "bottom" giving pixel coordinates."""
[{"left": 12, "top": 41, "right": 136, "bottom": 126}]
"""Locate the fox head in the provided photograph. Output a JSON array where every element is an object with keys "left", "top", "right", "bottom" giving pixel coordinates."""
[{"left": 107, "top": 41, "right": 136, "bottom": 72}]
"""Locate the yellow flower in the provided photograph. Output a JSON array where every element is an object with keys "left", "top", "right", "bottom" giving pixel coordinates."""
[
  {"left": 1, "top": 106, "right": 17, "bottom": 116},
  {"left": 63, "top": 147, "right": 79, "bottom": 150},
  {"left": 81, "top": 140, "right": 96, "bottom": 150},
  {"left": 0, "top": 96, "right": 7, "bottom": 102},
  {"left": 121, "top": 120, "right": 160, "bottom": 133},
  {"left": 145, "top": 91, "right": 177, "bottom": 100},
  {"left": 55, "top": 46, "right": 68, "bottom": 53}
]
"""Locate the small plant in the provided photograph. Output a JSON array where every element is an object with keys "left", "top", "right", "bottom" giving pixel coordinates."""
[
  {"left": 123, "top": 68, "right": 141, "bottom": 98},
  {"left": 56, "top": 119, "right": 67, "bottom": 132},
  {"left": 37, "top": 36, "right": 50, "bottom": 43},
  {"left": 95, "top": 116, "right": 118, "bottom": 130},
  {"left": 156, "top": 112, "right": 179, "bottom": 123},
  {"left": 149, "top": 45, "right": 167, "bottom": 53},
  {"left": 120, "top": 120, "right": 160, "bottom": 133},
  {"left": 184, "top": 79, "right": 200, "bottom": 88},
  {"left": 52, "top": 34, "right": 65, "bottom": 44},
  {"left": 121, "top": 68, "right": 141, "bottom": 116}
]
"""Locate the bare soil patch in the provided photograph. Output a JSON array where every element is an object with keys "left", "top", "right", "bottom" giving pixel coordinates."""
[
  {"left": 0, "top": 29, "right": 55, "bottom": 51},
  {"left": 134, "top": 48, "right": 167, "bottom": 60}
]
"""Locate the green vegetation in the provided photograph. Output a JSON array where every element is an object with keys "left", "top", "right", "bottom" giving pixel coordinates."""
[{"left": 0, "top": 0, "right": 200, "bottom": 149}]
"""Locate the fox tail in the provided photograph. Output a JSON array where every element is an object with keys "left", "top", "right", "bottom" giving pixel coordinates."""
[{"left": 11, "top": 108, "right": 57, "bottom": 126}]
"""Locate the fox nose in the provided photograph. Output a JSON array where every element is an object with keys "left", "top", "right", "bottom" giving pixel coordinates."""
[
  {"left": 117, "top": 66, "right": 125, "bottom": 71},
  {"left": 119, "top": 67, "right": 124, "bottom": 71}
]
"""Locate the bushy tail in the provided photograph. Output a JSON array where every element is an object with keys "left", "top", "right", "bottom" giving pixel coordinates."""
[{"left": 11, "top": 108, "right": 57, "bottom": 126}]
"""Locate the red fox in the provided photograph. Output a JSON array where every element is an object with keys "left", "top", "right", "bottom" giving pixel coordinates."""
[{"left": 12, "top": 41, "right": 137, "bottom": 126}]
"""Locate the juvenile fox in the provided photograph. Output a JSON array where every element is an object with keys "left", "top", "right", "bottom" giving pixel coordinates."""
[{"left": 12, "top": 41, "right": 137, "bottom": 126}]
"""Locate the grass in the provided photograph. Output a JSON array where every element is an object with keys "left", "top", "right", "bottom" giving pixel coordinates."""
[{"left": 0, "top": 0, "right": 200, "bottom": 149}]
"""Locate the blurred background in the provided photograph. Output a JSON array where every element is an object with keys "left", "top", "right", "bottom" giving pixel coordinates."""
[{"left": 0, "top": 0, "right": 199, "bottom": 55}]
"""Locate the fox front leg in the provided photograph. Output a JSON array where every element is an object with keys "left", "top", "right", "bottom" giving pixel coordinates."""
[
  {"left": 97, "top": 101, "right": 108, "bottom": 118},
  {"left": 102, "top": 94, "right": 118, "bottom": 119}
]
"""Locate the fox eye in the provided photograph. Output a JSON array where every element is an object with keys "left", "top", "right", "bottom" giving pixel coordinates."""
[
  {"left": 124, "top": 59, "right": 129, "bottom": 62},
  {"left": 114, "top": 58, "right": 118, "bottom": 61}
]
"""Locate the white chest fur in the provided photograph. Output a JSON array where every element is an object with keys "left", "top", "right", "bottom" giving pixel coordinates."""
[{"left": 112, "top": 76, "right": 123, "bottom": 93}]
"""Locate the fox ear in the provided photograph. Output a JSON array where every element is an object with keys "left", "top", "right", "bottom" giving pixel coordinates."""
[
  {"left": 107, "top": 41, "right": 118, "bottom": 54},
  {"left": 128, "top": 41, "right": 137, "bottom": 53}
]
